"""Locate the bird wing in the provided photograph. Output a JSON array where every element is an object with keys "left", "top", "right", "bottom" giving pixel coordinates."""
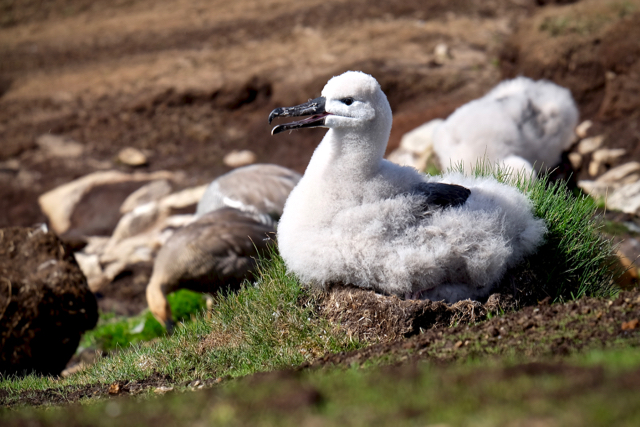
[{"left": 411, "top": 182, "right": 471, "bottom": 210}]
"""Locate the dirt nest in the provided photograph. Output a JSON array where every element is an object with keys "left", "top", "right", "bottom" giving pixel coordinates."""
[
  {"left": 309, "top": 289, "right": 640, "bottom": 368},
  {"left": 0, "top": 227, "right": 98, "bottom": 376},
  {"left": 319, "top": 286, "right": 515, "bottom": 343}
]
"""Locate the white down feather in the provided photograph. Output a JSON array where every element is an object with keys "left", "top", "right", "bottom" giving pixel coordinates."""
[{"left": 433, "top": 77, "right": 579, "bottom": 174}]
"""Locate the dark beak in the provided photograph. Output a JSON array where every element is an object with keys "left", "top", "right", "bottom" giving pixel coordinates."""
[{"left": 268, "top": 97, "right": 330, "bottom": 135}]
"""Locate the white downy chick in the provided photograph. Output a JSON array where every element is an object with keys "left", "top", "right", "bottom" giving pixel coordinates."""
[
  {"left": 433, "top": 76, "right": 579, "bottom": 175},
  {"left": 269, "top": 71, "right": 546, "bottom": 302}
]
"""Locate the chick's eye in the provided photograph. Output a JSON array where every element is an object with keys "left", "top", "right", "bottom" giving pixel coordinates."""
[{"left": 341, "top": 97, "right": 354, "bottom": 106}]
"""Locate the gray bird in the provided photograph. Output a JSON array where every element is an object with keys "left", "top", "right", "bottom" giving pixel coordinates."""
[
  {"left": 146, "top": 208, "right": 275, "bottom": 330},
  {"left": 196, "top": 164, "right": 301, "bottom": 221}
]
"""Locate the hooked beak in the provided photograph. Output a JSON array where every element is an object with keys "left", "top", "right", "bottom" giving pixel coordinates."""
[{"left": 268, "top": 96, "right": 330, "bottom": 135}]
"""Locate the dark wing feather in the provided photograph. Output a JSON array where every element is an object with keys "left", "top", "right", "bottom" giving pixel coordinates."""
[{"left": 411, "top": 182, "right": 471, "bottom": 210}]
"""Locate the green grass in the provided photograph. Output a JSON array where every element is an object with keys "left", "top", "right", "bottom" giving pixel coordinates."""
[
  {"left": 460, "top": 161, "right": 621, "bottom": 302},
  {"left": 0, "top": 249, "right": 359, "bottom": 398},
  {"left": 5, "top": 347, "right": 640, "bottom": 426},
  {"left": 80, "top": 290, "right": 207, "bottom": 353}
]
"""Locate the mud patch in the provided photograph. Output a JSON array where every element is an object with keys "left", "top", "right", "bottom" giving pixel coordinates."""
[{"left": 1, "top": 372, "right": 177, "bottom": 408}]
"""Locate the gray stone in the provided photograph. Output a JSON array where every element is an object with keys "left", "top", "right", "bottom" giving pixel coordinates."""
[
  {"left": 607, "top": 181, "right": 640, "bottom": 215},
  {"left": 596, "top": 162, "right": 640, "bottom": 184}
]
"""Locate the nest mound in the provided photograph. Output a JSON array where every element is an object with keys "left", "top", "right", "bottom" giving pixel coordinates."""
[{"left": 319, "top": 286, "right": 515, "bottom": 343}]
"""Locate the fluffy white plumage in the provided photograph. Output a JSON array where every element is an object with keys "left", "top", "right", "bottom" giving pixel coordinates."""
[
  {"left": 433, "top": 77, "right": 579, "bottom": 174},
  {"left": 273, "top": 71, "right": 547, "bottom": 302}
]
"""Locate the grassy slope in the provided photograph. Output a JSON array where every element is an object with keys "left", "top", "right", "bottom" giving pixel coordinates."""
[
  {"left": 0, "top": 165, "right": 631, "bottom": 420},
  {"left": 3, "top": 346, "right": 640, "bottom": 426}
]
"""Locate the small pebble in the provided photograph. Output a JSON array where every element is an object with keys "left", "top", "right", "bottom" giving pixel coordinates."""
[
  {"left": 118, "top": 147, "right": 148, "bottom": 166},
  {"left": 223, "top": 149, "right": 257, "bottom": 168}
]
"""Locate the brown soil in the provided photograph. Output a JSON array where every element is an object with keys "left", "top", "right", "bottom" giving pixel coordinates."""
[
  {"left": 0, "top": 0, "right": 540, "bottom": 229},
  {"left": 500, "top": 0, "right": 640, "bottom": 181},
  {"left": 320, "top": 286, "right": 515, "bottom": 342},
  {"left": 309, "top": 289, "right": 640, "bottom": 368},
  {"left": 0, "top": 227, "right": 98, "bottom": 376}
]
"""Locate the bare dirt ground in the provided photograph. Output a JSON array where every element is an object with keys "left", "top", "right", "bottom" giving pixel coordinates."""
[
  {"left": 0, "top": 0, "right": 543, "bottom": 229},
  {"left": 2, "top": 0, "right": 640, "bottom": 411}
]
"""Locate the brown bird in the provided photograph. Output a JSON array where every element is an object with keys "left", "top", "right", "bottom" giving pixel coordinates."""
[{"left": 146, "top": 207, "right": 275, "bottom": 331}]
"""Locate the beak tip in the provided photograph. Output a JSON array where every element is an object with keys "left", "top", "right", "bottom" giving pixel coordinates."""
[
  {"left": 268, "top": 108, "right": 283, "bottom": 125},
  {"left": 271, "top": 125, "right": 283, "bottom": 136}
]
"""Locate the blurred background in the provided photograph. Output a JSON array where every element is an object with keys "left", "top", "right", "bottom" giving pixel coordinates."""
[{"left": 1, "top": 0, "right": 640, "bottom": 372}]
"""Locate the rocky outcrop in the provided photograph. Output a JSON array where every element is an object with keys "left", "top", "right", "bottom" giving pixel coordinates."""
[
  {"left": 38, "top": 170, "right": 180, "bottom": 239},
  {"left": 75, "top": 184, "right": 206, "bottom": 292},
  {"left": 0, "top": 226, "right": 98, "bottom": 376}
]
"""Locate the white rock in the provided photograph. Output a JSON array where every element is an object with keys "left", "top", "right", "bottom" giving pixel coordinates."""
[
  {"left": 117, "top": 147, "right": 148, "bottom": 166},
  {"left": 596, "top": 162, "right": 640, "bottom": 184},
  {"left": 223, "top": 150, "right": 257, "bottom": 168},
  {"left": 434, "top": 43, "right": 451, "bottom": 64},
  {"left": 588, "top": 160, "right": 603, "bottom": 177},
  {"left": 74, "top": 253, "right": 104, "bottom": 292},
  {"left": 621, "top": 174, "right": 640, "bottom": 185},
  {"left": 400, "top": 119, "right": 443, "bottom": 153},
  {"left": 608, "top": 181, "right": 640, "bottom": 215},
  {"left": 110, "top": 202, "right": 163, "bottom": 245},
  {"left": 36, "top": 134, "right": 84, "bottom": 158},
  {"left": 575, "top": 120, "right": 593, "bottom": 139},
  {"left": 80, "top": 236, "right": 110, "bottom": 256},
  {"left": 576, "top": 135, "right": 605, "bottom": 154},
  {"left": 578, "top": 180, "right": 611, "bottom": 198},
  {"left": 386, "top": 148, "right": 422, "bottom": 169},
  {"left": 38, "top": 170, "right": 175, "bottom": 236},
  {"left": 592, "top": 148, "right": 626, "bottom": 165},
  {"left": 568, "top": 152, "right": 583, "bottom": 170},
  {"left": 120, "top": 180, "right": 173, "bottom": 214},
  {"left": 158, "top": 185, "right": 208, "bottom": 210},
  {"left": 387, "top": 119, "right": 442, "bottom": 171}
]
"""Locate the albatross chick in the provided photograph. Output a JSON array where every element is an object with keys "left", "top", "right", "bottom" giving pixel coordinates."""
[
  {"left": 269, "top": 71, "right": 547, "bottom": 303},
  {"left": 433, "top": 77, "right": 579, "bottom": 174}
]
